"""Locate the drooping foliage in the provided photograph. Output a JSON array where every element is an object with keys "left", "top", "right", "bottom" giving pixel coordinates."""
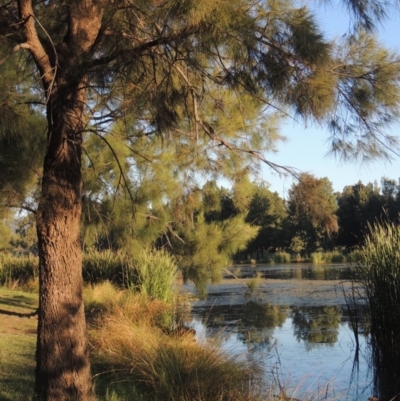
[{"left": 1, "top": 0, "right": 400, "bottom": 399}]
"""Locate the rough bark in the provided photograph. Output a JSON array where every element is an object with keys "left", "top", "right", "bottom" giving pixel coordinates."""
[
  {"left": 35, "top": 81, "right": 93, "bottom": 401},
  {"left": 15, "top": 1, "right": 104, "bottom": 400}
]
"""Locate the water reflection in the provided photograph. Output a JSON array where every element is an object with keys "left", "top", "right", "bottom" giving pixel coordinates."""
[
  {"left": 193, "top": 303, "right": 352, "bottom": 347},
  {"left": 234, "top": 263, "right": 355, "bottom": 281},
  {"left": 193, "top": 302, "right": 287, "bottom": 346},
  {"left": 291, "top": 306, "right": 341, "bottom": 346},
  {"left": 191, "top": 300, "right": 372, "bottom": 400}
]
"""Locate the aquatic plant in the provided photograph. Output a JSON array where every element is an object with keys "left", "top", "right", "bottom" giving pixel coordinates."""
[
  {"left": 354, "top": 221, "right": 400, "bottom": 400},
  {"left": 310, "top": 252, "right": 324, "bottom": 264},
  {"left": 272, "top": 252, "right": 291, "bottom": 264},
  {"left": 124, "top": 248, "right": 178, "bottom": 303}
]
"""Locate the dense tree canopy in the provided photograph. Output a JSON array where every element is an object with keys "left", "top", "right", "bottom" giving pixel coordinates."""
[
  {"left": 1, "top": 0, "right": 400, "bottom": 400},
  {"left": 287, "top": 174, "right": 338, "bottom": 252}
]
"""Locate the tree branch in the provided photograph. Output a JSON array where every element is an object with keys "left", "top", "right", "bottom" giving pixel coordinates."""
[{"left": 17, "top": 0, "right": 54, "bottom": 90}]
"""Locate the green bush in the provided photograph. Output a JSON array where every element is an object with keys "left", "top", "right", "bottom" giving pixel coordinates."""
[
  {"left": 310, "top": 252, "right": 324, "bottom": 264},
  {"left": 0, "top": 254, "right": 38, "bottom": 286},
  {"left": 272, "top": 252, "right": 291, "bottom": 264},
  {"left": 345, "top": 250, "right": 362, "bottom": 264},
  {"left": 330, "top": 251, "right": 345, "bottom": 263},
  {"left": 125, "top": 248, "right": 178, "bottom": 303},
  {"left": 310, "top": 251, "right": 346, "bottom": 264},
  {"left": 83, "top": 250, "right": 129, "bottom": 285}
]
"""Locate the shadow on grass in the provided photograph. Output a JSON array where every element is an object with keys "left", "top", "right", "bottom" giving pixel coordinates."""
[
  {"left": 0, "top": 289, "right": 37, "bottom": 401},
  {"left": 0, "top": 295, "right": 38, "bottom": 311}
]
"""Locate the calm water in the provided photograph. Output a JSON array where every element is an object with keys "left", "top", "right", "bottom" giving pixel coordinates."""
[
  {"left": 232, "top": 263, "right": 356, "bottom": 281},
  {"left": 187, "top": 264, "right": 374, "bottom": 401}
]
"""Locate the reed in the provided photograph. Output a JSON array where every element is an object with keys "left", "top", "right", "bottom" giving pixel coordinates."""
[
  {"left": 310, "top": 252, "right": 324, "bottom": 264},
  {"left": 124, "top": 248, "right": 177, "bottom": 303},
  {"left": 310, "top": 251, "right": 346, "bottom": 264},
  {"left": 272, "top": 252, "right": 291, "bottom": 264},
  {"left": 354, "top": 221, "right": 400, "bottom": 400}
]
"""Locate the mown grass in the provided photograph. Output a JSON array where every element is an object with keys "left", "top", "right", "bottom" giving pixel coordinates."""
[{"left": 0, "top": 288, "right": 37, "bottom": 401}]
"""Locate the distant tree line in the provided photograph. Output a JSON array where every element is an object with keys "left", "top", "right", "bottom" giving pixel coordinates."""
[{"left": 5, "top": 172, "right": 400, "bottom": 260}]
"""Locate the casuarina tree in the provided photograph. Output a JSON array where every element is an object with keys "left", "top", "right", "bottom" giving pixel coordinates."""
[{"left": 1, "top": 1, "right": 400, "bottom": 400}]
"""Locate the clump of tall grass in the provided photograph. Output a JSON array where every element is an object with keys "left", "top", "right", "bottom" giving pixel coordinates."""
[
  {"left": 329, "top": 251, "right": 346, "bottom": 263},
  {"left": 310, "top": 251, "right": 346, "bottom": 264},
  {"left": 0, "top": 254, "right": 38, "bottom": 287},
  {"left": 1, "top": 248, "right": 178, "bottom": 302},
  {"left": 353, "top": 221, "right": 400, "bottom": 400},
  {"left": 89, "top": 291, "right": 264, "bottom": 401},
  {"left": 84, "top": 281, "right": 126, "bottom": 317},
  {"left": 124, "top": 248, "right": 177, "bottom": 303},
  {"left": 272, "top": 252, "right": 291, "bottom": 264},
  {"left": 310, "top": 252, "right": 324, "bottom": 264},
  {"left": 83, "top": 250, "right": 129, "bottom": 285},
  {"left": 83, "top": 248, "right": 177, "bottom": 302}
]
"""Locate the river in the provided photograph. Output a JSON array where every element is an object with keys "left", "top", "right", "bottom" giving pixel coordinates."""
[{"left": 182, "top": 263, "right": 375, "bottom": 401}]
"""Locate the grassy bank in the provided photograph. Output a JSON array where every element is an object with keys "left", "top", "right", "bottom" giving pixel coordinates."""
[{"left": 0, "top": 284, "right": 266, "bottom": 401}]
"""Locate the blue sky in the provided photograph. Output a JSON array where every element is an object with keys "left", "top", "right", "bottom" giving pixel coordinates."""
[{"left": 262, "top": 4, "right": 400, "bottom": 197}]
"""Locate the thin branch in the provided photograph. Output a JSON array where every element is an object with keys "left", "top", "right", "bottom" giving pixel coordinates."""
[
  {"left": 0, "top": 43, "right": 31, "bottom": 65},
  {"left": 88, "top": 130, "right": 136, "bottom": 210}
]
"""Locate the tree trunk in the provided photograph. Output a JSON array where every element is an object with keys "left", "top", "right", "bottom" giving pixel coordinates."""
[
  {"left": 35, "top": 80, "right": 94, "bottom": 401},
  {"left": 15, "top": 1, "right": 105, "bottom": 398}
]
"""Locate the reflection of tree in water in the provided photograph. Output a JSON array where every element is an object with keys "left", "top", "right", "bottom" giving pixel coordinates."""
[
  {"left": 194, "top": 301, "right": 287, "bottom": 348},
  {"left": 291, "top": 306, "right": 341, "bottom": 346},
  {"left": 237, "top": 301, "right": 287, "bottom": 347}
]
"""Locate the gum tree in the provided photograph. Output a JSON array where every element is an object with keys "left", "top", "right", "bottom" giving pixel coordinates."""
[{"left": 1, "top": 0, "right": 400, "bottom": 400}]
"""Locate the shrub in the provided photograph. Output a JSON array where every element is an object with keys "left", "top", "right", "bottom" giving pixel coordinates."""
[
  {"left": 329, "top": 251, "right": 346, "bottom": 263},
  {"left": 345, "top": 250, "right": 362, "bottom": 264},
  {"left": 0, "top": 254, "right": 38, "bottom": 286},
  {"left": 310, "top": 252, "right": 324, "bottom": 264},
  {"left": 83, "top": 250, "right": 128, "bottom": 285},
  {"left": 310, "top": 251, "right": 346, "bottom": 264},
  {"left": 125, "top": 248, "right": 178, "bottom": 303},
  {"left": 272, "top": 252, "right": 291, "bottom": 264}
]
